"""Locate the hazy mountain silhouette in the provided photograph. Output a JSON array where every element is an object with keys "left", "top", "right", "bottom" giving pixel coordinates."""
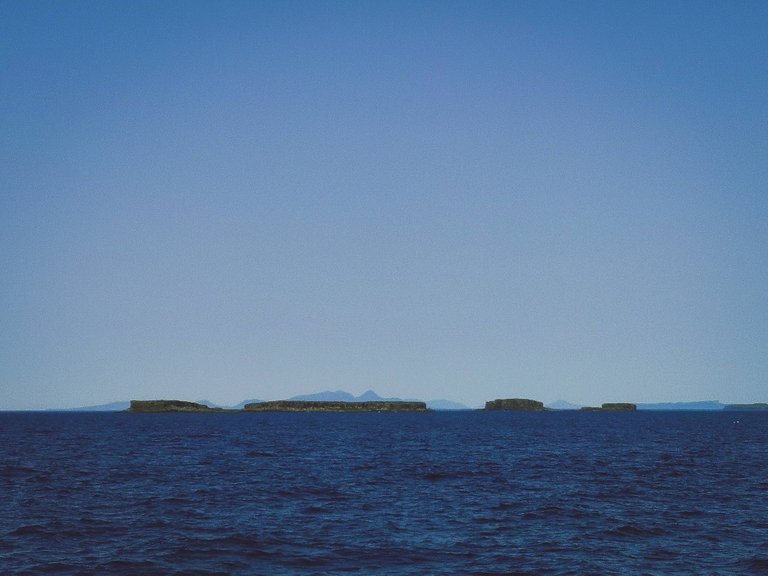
[
  {"left": 546, "top": 400, "right": 582, "bottom": 410},
  {"left": 289, "top": 389, "right": 404, "bottom": 402},
  {"left": 54, "top": 401, "right": 131, "bottom": 411},
  {"left": 228, "top": 399, "right": 264, "bottom": 409},
  {"left": 637, "top": 401, "right": 725, "bottom": 410},
  {"left": 196, "top": 400, "right": 221, "bottom": 408},
  {"left": 289, "top": 390, "right": 359, "bottom": 402}
]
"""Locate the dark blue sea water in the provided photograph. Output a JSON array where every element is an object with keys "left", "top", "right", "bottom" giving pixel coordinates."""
[{"left": 1, "top": 411, "right": 767, "bottom": 575}]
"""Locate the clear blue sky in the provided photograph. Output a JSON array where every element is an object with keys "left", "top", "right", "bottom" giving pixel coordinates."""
[{"left": 2, "top": 1, "right": 767, "bottom": 409}]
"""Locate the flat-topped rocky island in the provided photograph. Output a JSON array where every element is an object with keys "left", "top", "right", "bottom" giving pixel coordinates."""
[
  {"left": 128, "top": 398, "right": 641, "bottom": 414},
  {"left": 127, "top": 400, "right": 237, "bottom": 413},
  {"left": 243, "top": 400, "right": 428, "bottom": 412},
  {"left": 483, "top": 398, "right": 637, "bottom": 412},
  {"left": 484, "top": 398, "right": 545, "bottom": 411},
  {"left": 580, "top": 403, "right": 637, "bottom": 412},
  {"left": 127, "top": 399, "right": 428, "bottom": 413}
]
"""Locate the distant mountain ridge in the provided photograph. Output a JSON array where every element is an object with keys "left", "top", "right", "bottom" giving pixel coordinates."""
[
  {"left": 289, "top": 389, "right": 400, "bottom": 402},
  {"left": 637, "top": 401, "right": 725, "bottom": 411},
  {"left": 53, "top": 401, "right": 131, "bottom": 412},
  {"left": 546, "top": 400, "right": 582, "bottom": 410},
  {"left": 228, "top": 399, "right": 264, "bottom": 410}
]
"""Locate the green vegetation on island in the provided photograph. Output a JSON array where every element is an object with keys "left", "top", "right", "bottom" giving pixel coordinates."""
[
  {"left": 243, "top": 400, "right": 428, "bottom": 412},
  {"left": 580, "top": 403, "right": 637, "bottom": 412},
  {"left": 129, "top": 396, "right": 740, "bottom": 415},
  {"left": 127, "top": 400, "right": 236, "bottom": 413},
  {"left": 484, "top": 398, "right": 545, "bottom": 411},
  {"left": 127, "top": 399, "right": 428, "bottom": 413}
]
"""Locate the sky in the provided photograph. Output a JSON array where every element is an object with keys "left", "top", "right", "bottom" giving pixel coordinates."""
[{"left": 1, "top": 1, "right": 767, "bottom": 409}]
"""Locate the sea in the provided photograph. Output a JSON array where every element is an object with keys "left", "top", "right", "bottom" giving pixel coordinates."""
[{"left": 1, "top": 410, "right": 767, "bottom": 575}]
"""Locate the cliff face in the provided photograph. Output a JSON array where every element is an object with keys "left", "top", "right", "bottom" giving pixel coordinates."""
[
  {"left": 484, "top": 399, "right": 544, "bottom": 411},
  {"left": 243, "top": 400, "right": 428, "bottom": 412},
  {"left": 128, "top": 400, "right": 225, "bottom": 413}
]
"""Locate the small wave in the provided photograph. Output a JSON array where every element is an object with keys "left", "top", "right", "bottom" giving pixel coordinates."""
[
  {"left": 246, "top": 450, "right": 277, "bottom": 457},
  {"left": 94, "top": 559, "right": 166, "bottom": 573},
  {"left": 470, "top": 569, "right": 537, "bottom": 576},
  {"left": 158, "top": 496, "right": 190, "bottom": 505},
  {"left": 644, "top": 548, "right": 679, "bottom": 561},
  {"left": 163, "top": 537, "right": 273, "bottom": 563},
  {"left": 424, "top": 471, "right": 454, "bottom": 481},
  {"left": 520, "top": 505, "right": 577, "bottom": 521},
  {"left": 303, "top": 485, "right": 349, "bottom": 500},
  {"left": 8, "top": 524, "right": 54, "bottom": 537},
  {"left": 35, "top": 561, "right": 80, "bottom": 574},
  {"left": 0, "top": 465, "right": 37, "bottom": 477},
  {"left": 603, "top": 524, "right": 668, "bottom": 539},
  {"left": 421, "top": 468, "right": 472, "bottom": 481},
  {"left": 742, "top": 557, "right": 768, "bottom": 572},
  {"left": 492, "top": 501, "right": 520, "bottom": 511},
  {"left": 474, "top": 516, "right": 502, "bottom": 525},
  {"left": 141, "top": 519, "right": 171, "bottom": 529},
  {"left": 678, "top": 508, "right": 706, "bottom": 518}
]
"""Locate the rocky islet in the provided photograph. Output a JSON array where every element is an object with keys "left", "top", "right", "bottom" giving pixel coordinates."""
[{"left": 128, "top": 397, "right": 640, "bottom": 413}]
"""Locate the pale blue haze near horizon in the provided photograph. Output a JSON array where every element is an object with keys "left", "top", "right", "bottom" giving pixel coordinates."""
[{"left": 1, "top": 1, "right": 767, "bottom": 410}]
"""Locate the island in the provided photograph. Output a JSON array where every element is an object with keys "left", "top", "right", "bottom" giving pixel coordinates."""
[
  {"left": 484, "top": 398, "right": 545, "bottom": 411},
  {"left": 126, "top": 399, "right": 429, "bottom": 413},
  {"left": 126, "top": 398, "right": 647, "bottom": 414},
  {"left": 243, "top": 400, "right": 428, "bottom": 412},
  {"left": 127, "top": 400, "right": 235, "bottom": 413},
  {"left": 580, "top": 403, "right": 637, "bottom": 412}
]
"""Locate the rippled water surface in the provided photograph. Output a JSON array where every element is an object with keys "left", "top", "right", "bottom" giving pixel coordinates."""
[{"left": 2, "top": 410, "right": 767, "bottom": 575}]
